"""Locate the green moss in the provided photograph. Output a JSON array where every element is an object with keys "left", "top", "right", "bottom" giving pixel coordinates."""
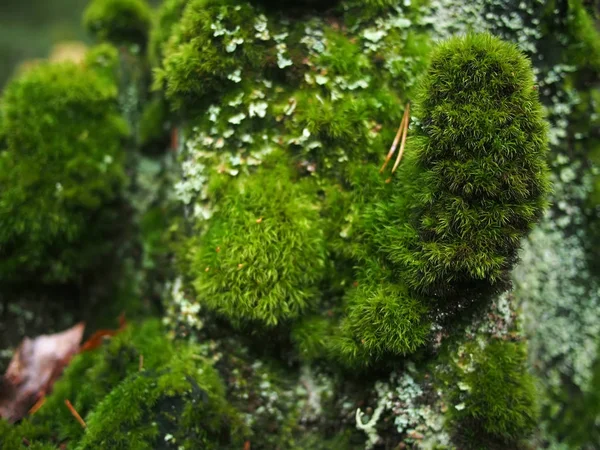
[
  {"left": 83, "top": 0, "right": 152, "bottom": 48},
  {"left": 31, "top": 320, "right": 176, "bottom": 442},
  {"left": 0, "top": 62, "right": 128, "bottom": 283},
  {"left": 339, "top": 0, "right": 427, "bottom": 25},
  {"left": 155, "top": 0, "right": 273, "bottom": 111},
  {"left": 2, "top": 320, "right": 246, "bottom": 449},
  {"left": 379, "top": 33, "right": 549, "bottom": 300},
  {"left": 84, "top": 43, "right": 121, "bottom": 83},
  {"left": 333, "top": 277, "right": 430, "bottom": 366},
  {"left": 77, "top": 349, "right": 243, "bottom": 449},
  {"left": 0, "top": 419, "right": 53, "bottom": 450},
  {"left": 290, "top": 315, "right": 333, "bottom": 361},
  {"left": 148, "top": 0, "right": 189, "bottom": 65},
  {"left": 187, "top": 160, "right": 326, "bottom": 326},
  {"left": 446, "top": 340, "right": 538, "bottom": 449}
]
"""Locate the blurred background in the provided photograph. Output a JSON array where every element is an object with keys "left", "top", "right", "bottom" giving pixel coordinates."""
[
  {"left": 0, "top": 0, "right": 162, "bottom": 88},
  {"left": 0, "top": 0, "right": 88, "bottom": 88}
]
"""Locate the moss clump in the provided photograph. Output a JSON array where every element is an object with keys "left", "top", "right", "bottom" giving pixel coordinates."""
[
  {"left": 83, "top": 0, "right": 152, "bottom": 48},
  {"left": 188, "top": 161, "right": 326, "bottom": 326},
  {"left": 77, "top": 353, "right": 242, "bottom": 449},
  {"left": 155, "top": 0, "right": 273, "bottom": 110},
  {"left": 1, "top": 320, "right": 246, "bottom": 449},
  {"left": 333, "top": 279, "right": 430, "bottom": 366},
  {"left": 447, "top": 340, "right": 539, "bottom": 449},
  {"left": 377, "top": 33, "right": 549, "bottom": 300},
  {"left": 290, "top": 316, "right": 333, "bottom": 361},
  {"left": 0, "top": 61, "right": 127, "bottom": 283}
]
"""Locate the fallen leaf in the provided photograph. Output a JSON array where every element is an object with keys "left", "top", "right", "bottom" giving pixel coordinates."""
[
  {"left": 79, "top": 313, "right": 126, "bottom": 352},
  {"left": 0, "top": 323, "right": 85, "bottom": 423}
]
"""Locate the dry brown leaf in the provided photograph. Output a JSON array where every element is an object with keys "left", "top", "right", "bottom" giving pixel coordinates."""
[
  {"left": 79, "top": 313, "right": 126, "bottom": 352},
  {"left": 0, "top": 323, "right": 84, "bottom": 423}
]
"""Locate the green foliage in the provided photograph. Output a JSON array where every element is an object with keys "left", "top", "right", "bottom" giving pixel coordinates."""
[
  {"left": 0, "top": 61, "right": 127, "bottom": 283},
  {"left": 155, "top": 0, "right": 272, "bottom": 110},
  {"left": 378, "top": 33, "right": 549, "bottom": 299},
  {"left": 83, "top": 0, "right": 152, "bottom": 48},
  {"left": 447, "top": 340, "right": 539, "bottom": 449},
  {"left": 188, "top": 161, "right": 326, "bottom": 326}
]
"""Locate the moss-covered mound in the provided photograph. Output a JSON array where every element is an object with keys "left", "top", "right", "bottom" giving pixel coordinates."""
[
  {"left": 360, "top": 32, "right": 549, "bottom": 302},
  {"left": 152, "top": 0, "right": 549, "bottom": 367},
  {"left": 330, "top": 33, "right": 549, "bottom": 364},
  {"left": 403, "top": 33, "right": 549, "bottom": 299},
  {"left": 188, "top": 159, "right": 326, "bottom": 326},
  {"left": 0, "top": 321, "right": 246, "bottom": 450},
  {"left": 0, "top": 61, "right": 127, "bottom": 284}
]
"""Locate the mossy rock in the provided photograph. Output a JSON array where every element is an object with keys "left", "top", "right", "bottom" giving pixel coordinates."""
[
  {"left": 0, "top": 60, "right": 128, "bottom": 284},
  {"left": 156, "top": 0, "right": 549, "bottom": 367}
]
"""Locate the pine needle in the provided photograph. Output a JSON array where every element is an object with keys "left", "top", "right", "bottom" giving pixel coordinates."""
[
  {"left": 391, "top": 103, "right": 410, "bottom": 174},
  {"left": 28, "top": 395, "right": 46, "bottom": 415},
  {"left": 380, "top": 103, "right": 410, "bottom": 174},
  {"left": 65, "top": 399, "right": 86, "bottom": 428}
]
